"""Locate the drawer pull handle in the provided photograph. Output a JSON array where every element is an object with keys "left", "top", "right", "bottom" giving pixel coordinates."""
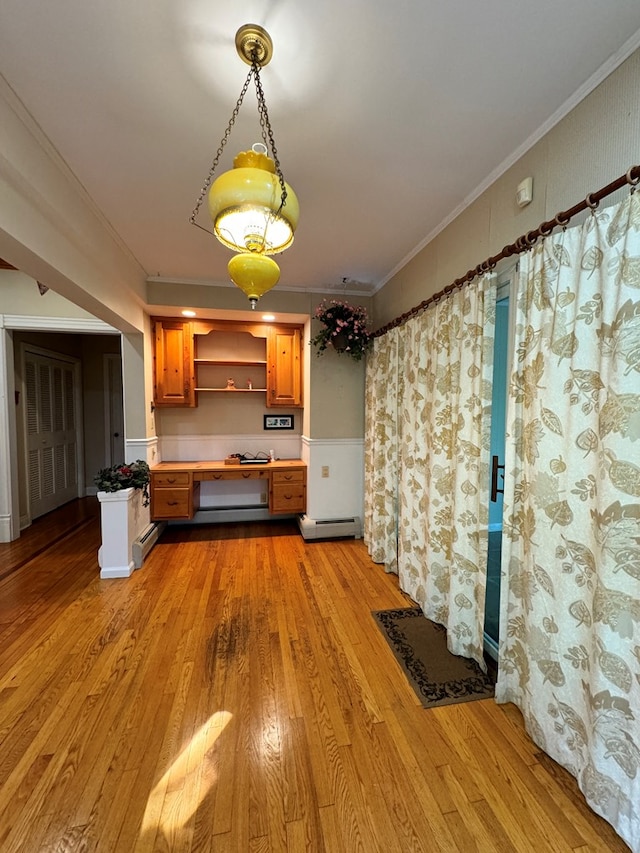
[
  {"left": 167, "top": 478, "right": 176, "bottom": 484},
  {"left": 213, "top": 474, "right": 222, "bottom": 480},
  {"left": 283, "top": 474, "right": 293, "bottom": 480},
  {"left": 168, "top": 501, "right": 178, "bottom": 506},
  {"left": 242, "top": 472, "right": 251, "bottom": 478}
]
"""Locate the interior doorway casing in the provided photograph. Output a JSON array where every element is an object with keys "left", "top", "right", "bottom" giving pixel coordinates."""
[{"left": 0, "top": 315, "right": 118, "bottom": 542}]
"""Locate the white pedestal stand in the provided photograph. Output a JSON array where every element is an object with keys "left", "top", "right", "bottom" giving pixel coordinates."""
[{"left": 97, "top": 488, "right": 150, "bottom": 579}]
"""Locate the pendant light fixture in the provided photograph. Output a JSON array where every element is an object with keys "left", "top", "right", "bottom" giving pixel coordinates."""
[{"left": 190, "top": 24, "right": 299, "bottom": 308}]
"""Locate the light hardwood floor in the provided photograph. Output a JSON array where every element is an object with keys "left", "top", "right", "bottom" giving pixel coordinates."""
[{"left": 0, "top": 500, "right": 629, "bottom": 852}]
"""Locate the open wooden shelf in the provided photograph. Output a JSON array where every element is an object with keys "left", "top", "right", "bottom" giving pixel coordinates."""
[
  {"left": 194, "top": 387, "right": 268, "bottom": 393},
  {"left": 193, "top": 359, "right": 267, "bottom": 366}
]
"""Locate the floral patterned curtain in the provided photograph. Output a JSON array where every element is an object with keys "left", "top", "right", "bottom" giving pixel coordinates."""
[
  {"left": 496, "top": 192, "right": 640, "bottom": 852},
  {"left": 397, "top": 276, "right": 496, "bottom": 668},
  {"left": 364, "top": 326, "right": 403, "bottom": 573}
]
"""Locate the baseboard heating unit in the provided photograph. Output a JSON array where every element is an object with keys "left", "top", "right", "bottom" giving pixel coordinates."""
[
  {"left": 132, "top": 521, "right": 165, "bottom": 568},
  {"left": 298, "top": 514, "right": 362, "bottom": 540}
]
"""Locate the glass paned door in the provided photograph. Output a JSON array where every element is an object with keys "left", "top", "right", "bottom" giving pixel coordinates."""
[{"left": 484, "top": 288, "right": 510, "bottom": 657}]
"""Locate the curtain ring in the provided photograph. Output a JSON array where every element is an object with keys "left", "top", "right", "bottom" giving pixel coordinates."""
[
  {"left": 626, "top": 167, "right": 640, "bottom": 193},
  {"left": 585, "top": 192, "right": 599, "bottom": 211},
  {"left": 526, "top": 230, "right": 538, "bottom": 247},
  {"left": 539, "top": 220, "right": 554, "bottom": 237},
  {"left": 554, "top": 211, "right": 570, "bottom": 230}
]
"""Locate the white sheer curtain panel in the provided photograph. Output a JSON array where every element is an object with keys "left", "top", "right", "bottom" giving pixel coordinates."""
[{"left": 496, "top": 192, "right": 640, "bottom": 852}]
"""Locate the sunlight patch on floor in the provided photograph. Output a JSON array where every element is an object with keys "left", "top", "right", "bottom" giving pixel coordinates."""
[{"left": 141, "top": 710, "right": 233, "bottom": 835}]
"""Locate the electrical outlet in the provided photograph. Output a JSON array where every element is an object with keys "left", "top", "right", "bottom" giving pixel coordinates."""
[
  {"left": 321, "top": 465, "right": 329, "bottom": 478},
  {"left": 260, "top": 492, "right": 267, "bottom": 504}
]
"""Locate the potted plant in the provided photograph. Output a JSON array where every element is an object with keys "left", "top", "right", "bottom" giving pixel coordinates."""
[
  {"left": 94, "top": 460, "right": 150, "bottom": 505},
  {"left": 310, "top": 299, "right": 371, "bottom": 361},
  {"left": 94, "top": 460, "right": 151, "bottom": 579}
]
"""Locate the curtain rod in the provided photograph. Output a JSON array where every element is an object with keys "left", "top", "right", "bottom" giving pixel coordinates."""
[{"left": 373, "top": 164, "right": 640, "bottom": 338}]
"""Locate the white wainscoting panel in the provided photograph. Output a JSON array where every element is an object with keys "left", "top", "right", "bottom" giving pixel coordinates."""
[
  {"left": 158, "top": 434, "right": 302, "bottom": 462},
  {"left": 125, "top": 436, "right": 159, "bottom": 466},
  {"left": 301, "top": 436, "right": 364, "bottom": 523}
]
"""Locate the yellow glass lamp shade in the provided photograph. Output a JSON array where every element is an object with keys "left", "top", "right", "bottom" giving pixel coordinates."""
[
  {"left": 209, "top": 148, "right": 299, "bottom": 255},
  {"left": 228, "top": 252, "right": 280, "bottom": 307}
]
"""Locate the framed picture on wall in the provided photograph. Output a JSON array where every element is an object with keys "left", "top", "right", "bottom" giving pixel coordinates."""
[{"left": 264, "top": 415, "right": 294, "bottom": 430}]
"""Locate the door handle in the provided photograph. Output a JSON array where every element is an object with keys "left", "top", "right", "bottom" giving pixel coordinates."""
[{"left": 490, "top": 455, "right": 504, "bottom": 502}]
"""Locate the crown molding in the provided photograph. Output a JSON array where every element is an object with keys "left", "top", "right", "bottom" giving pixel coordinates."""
[{"left": 376, "top": 28, "right": 640, "bottom": 293}]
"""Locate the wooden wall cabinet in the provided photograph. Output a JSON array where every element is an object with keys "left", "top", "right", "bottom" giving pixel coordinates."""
[
  {"left": 267, "top": 326, "right": 302, "bottom": 408},
  {"left": 153, "top": 319, "right": 195, "bottom": 407},
  {"left": 152, "top": 318, "right": 303, "bottom": 408}
]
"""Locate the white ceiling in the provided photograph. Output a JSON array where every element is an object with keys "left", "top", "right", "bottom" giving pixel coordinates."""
[{"left": 2, "top": 0, "right": 640, "bottom": 298}]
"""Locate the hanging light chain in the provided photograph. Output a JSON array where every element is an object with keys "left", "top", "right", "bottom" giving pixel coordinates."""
[
  {"left": 190, "top": 47, "right": 289, "bottom": 231},
  {"left": 251, "top": 57, "right": 288, "bottom": 213},
  {"left": 189, "top": 66, "right": 254, "bottom": 228}
]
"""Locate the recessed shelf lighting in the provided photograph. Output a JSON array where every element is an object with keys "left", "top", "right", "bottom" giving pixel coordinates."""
[
  {"left": 182, "top": 310, "right": 196, "bottom": 317},
  {"left": 262, "top": 313, "right": 276, "bottom": 321}
]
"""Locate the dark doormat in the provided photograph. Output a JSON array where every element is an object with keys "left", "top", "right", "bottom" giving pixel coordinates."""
[{"left": 372, "top": 607, "right": 495, "bottom": 709}]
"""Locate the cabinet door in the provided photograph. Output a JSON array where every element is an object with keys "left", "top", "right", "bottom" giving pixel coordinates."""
[
  {"left": 267, "top": 326, "right": 302, "bottom": 408},
  {"left": 153, "top": 320, "right": 195, "bottom": 407}
]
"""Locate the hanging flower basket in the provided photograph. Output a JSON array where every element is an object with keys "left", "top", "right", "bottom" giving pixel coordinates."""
[{"left": 310, "top": 299, "right": 371, "bottom": 361}]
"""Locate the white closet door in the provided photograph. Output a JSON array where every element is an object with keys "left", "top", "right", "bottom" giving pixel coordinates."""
[{"left": 25, "top": 352, "right": 79, "bottom": 519}]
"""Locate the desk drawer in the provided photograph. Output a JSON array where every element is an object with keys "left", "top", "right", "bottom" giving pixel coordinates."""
[
  {"left": 272, "top": 469, "right": 305, "bottom": 485},
  {"left": 152, "top": 472, "right": 190, "bottom": 487},
  {"left": 271, "top": 483, "right": 306, "bottom": 514},
  {"left": 152, "top": 487, "right": 193, "bottom": 519},
  {"left": 199, "top": 469, "right": 269, "bottom": 481}
]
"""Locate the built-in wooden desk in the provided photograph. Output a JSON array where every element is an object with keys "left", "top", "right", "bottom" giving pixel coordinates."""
[{"left": 150, "top": 459, "right": 306, "bottom": 521}]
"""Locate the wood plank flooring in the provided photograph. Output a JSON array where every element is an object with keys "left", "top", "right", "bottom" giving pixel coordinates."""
[{"left": 0, "top": 501, "right": 630, "bottom": 852}]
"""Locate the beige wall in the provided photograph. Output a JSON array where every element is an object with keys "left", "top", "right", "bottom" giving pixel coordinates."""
[
  {"left": 1, "top": 270, "right": 101, "bottom": 319},
  {"left": 373, "top": 49, "right": 640, "bottom": 327},
  {"left": 147, "top": 280, "right": 314, "bottom": 316},
  {"left": 156, "top": 394, "right": 303, "bottom": 437}
]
